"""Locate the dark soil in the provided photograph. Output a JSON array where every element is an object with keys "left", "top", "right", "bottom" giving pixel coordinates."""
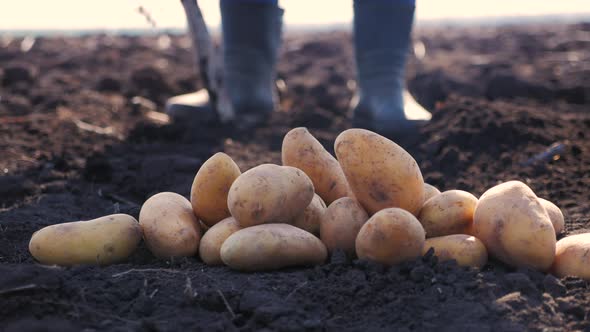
[{"left": 1, "top": 22, "right": 590, "bottom": 331}]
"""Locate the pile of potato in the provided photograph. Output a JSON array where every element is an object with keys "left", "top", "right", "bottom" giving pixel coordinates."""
[{"left": 28, "top": 128, "right": 590, "bottom": 280}]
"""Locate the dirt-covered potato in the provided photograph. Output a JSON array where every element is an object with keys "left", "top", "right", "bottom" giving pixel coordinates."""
[
  {"left": 473, "top": 181, "right": 556, "bottom": 271},
  {"left": 320, "top": 197, "right": 368, "bottom": 255},
  {"left": 418, "top": 190, "right": 478, "bottom": 238},
  {"left": 199, "top": 217, "right": 241, "bottom": 265},
  {"left": 191, "top": 152, "right": 241, "bottom": 227},
  {"left": 335, "top": 129, "right": 424, "bottom": 216},
  {"left": 29, "top": 214, "right": 142, "bottom": 266},
  {"left": 356, "top": 208, "right": 425, "bottom": 265},
  {"left": 282, "top": 127, "right": 354, "bottom": 204},
  {"left": 423, "top": 234, "right": 487, "bottom": 268},
  {"left": 293, "top": 194, "right": 327, "bottom": 235},
  {"left": 423, "top": 183, "right": 441, "bottom": 203},
  {"left": 227, "top": 164, "right": 315, "bottom": 227},
  {"left": 139, "top": 192, "right": 202, "bottom": 258},
  {"left": 551, "top": 233, "right": 590, "bottom": 280},
  {"left": 539, "top": 198, "right": 565, "bottom": 235},
  {"left": 220, "top": 223, "right": 327, "bottom": 271}
]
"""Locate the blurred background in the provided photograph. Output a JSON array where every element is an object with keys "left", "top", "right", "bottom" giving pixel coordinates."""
[{"left": 2, "top": 0, "right": 590, "bottom": 33}]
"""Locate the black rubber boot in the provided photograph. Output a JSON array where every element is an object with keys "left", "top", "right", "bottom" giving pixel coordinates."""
[
  {"left": 221, "top": 0, "right": 283, "bottom": 131},
  {"left": 166, "top": 1, "right": 283, "bottom": 132},
  {"left": 352, "top": 0, "right": 422, "bottom": 138}
]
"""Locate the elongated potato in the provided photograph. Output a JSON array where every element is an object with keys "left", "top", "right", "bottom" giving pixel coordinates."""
[
  {"left": 29, "top": 214, "right": 142, "bottom": 266},
  {"left": 220, "top": 224, "right": 327, "bottom": 271},
  {"left": 539, "top": 198, "right": 565, "bottom": 235},
  {"left": 199, "top": 217, "right": 241, "bottom": 265},
  {"left": 227, "top": 164, "right": 315, "bottom": 227},
  {"left": 282, "top": 127, "right": 354, "bottom": 204},
  {"left": 356, "top": 208, "right": 425, "bottom": 265},
  {"left": 551, "top": 233, "right": 590, "bottom": 280},
  {"left": 335, "top": 129, "right": 424, "bottom": 216},
  {"left": 191, "top": 152, "right": 241, "bottom": 227},
  {"left": 418, "top": 190, "right": 478, "bottom": 238},
  {"left": 320, "top": 197, "right": 369, "bottom": 255},
  {"left": 293, "top": 194, "right": 327, "bottom": 235},
  {"left": 473, "top": 181, "right": 556, "bottom": 271},
  {"left": 423, "top": 234, "right": 487, "bottom": 268},
  {"left": 139, "top": 192, "right": 201, "bottom": 258},
  {"left": 423, "top": 183, "right": 441, "bottom": 203}
]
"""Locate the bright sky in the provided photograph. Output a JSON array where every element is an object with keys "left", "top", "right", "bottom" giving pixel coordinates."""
[{"left": 1, "top": 0, "right": 589, "bottom": 30}]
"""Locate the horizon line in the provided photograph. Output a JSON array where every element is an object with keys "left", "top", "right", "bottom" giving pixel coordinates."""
[{"left": 1, "top": 12, "right": 589, "bottom": 37}]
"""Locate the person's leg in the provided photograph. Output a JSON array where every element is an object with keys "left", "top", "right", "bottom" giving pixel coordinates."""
[
  {"left": 352, "top": 0, "right": 418, "bottom": 137},
  {"left": 221, "top": 0, "right": 283, "bottom": 130},
  {"left": 166, "top": 0, "right": 283, "bottom": 130}
]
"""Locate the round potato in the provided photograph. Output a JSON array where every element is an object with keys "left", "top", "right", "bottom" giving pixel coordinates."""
[
  {"left": 227, "top": 164, "right": 315, "bottom": 227},
  {"left": 29, "top": 214, "right": 142, "bottom": 266},
  {"left": 356, "top": 208, "right": 425, "bottom": 265},
  {"left": 551, "top": 233, "right": 590, "bottom": 280},
  {"left": 191, "top": 152, "right": 241, "bottom": 227},
  {"left": 220, "top": 223, "right": 327, "bottom": 271},
  {"left": 320, "top": 197, "right": 369, "bottom": 255},
  {"left": 199, "top": 217, "right": 241, "bottom": 265},
  {"left": 335, "top": 129, "right": 424, "bottom": 216},
  {"left": 282, "top": 127, "right": 354, "bottom": 204},
  {"left": 293, "top": 194, "right": 327, "bottom": 235},
  {"left": 539, "top": 198, "right": 565, "bottom": 235},
  {"left": 423, "top": 234, "right": 487, "bottom": 268},
  {"left": 473, "top": 181, "right": 556, "bottom": 271},
  {"left": 139, "top": 192, "right": 202, "bottom": 259},
  {"left": 423, "top": 183, "right": 441, "bottom": 203},
  {"left": 418, "top": 190, "right": 478, "bottom": 238}
]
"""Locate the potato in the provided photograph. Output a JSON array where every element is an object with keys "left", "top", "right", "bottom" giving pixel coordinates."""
[
  {"left": 551, "top": 233, "right": 590, "bottom": 280},
  {"left": 191, "top": 152, "right": 241, "bottom": 227},
  {"left": 282, "top": 127, "right": 354, "bottom": 204},
  {"left": 335, "top": 129, "right": 424, "bottom": 216},
  {"left": 539, "top": 198, "right": 565, "bottom": 235},
  {"left": 473, "top": 181, "right": 556, "bottom": 271},
  {"left": 423, "top": 234, "right": 488, "bottom": 268},
  {"left": 139, "top": 192, "right": 202, "bottom": 258},
  {"left": 227, "top": 164, "right": 315, "bottom": 227},
  {"left": 356, "top": 208, "right": 425, "bottom": 265},
  {"left": 220, "top": 223, "right": 327, "bottom": 271},
  {"left": 29, "top": 214, "right": 142, "bottom": 266},
  {"left": 199, "top": 217, "right": 241, "bottom": 265},
  {"left": 423, "top": 183, "right": 441, "bottom": 203},
  {"left": 293, "top": 194, "right": 327, "bottom": 235},
  {"left": 418, "top": 190, "right": 478, "bottom": 238},
  {"left": 320, "top": 197, "right": 369, "bottom": 255}
]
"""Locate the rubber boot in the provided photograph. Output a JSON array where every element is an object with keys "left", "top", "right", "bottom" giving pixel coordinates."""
[
  {"left": 166, "top": 0, "right": 283, "bottom": 131},
  {"left": 352, "top": 0, "right": 421, "bottom": 138},
  {"left": 221, "top": 0, "right": 283, "bottom": 130}
]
